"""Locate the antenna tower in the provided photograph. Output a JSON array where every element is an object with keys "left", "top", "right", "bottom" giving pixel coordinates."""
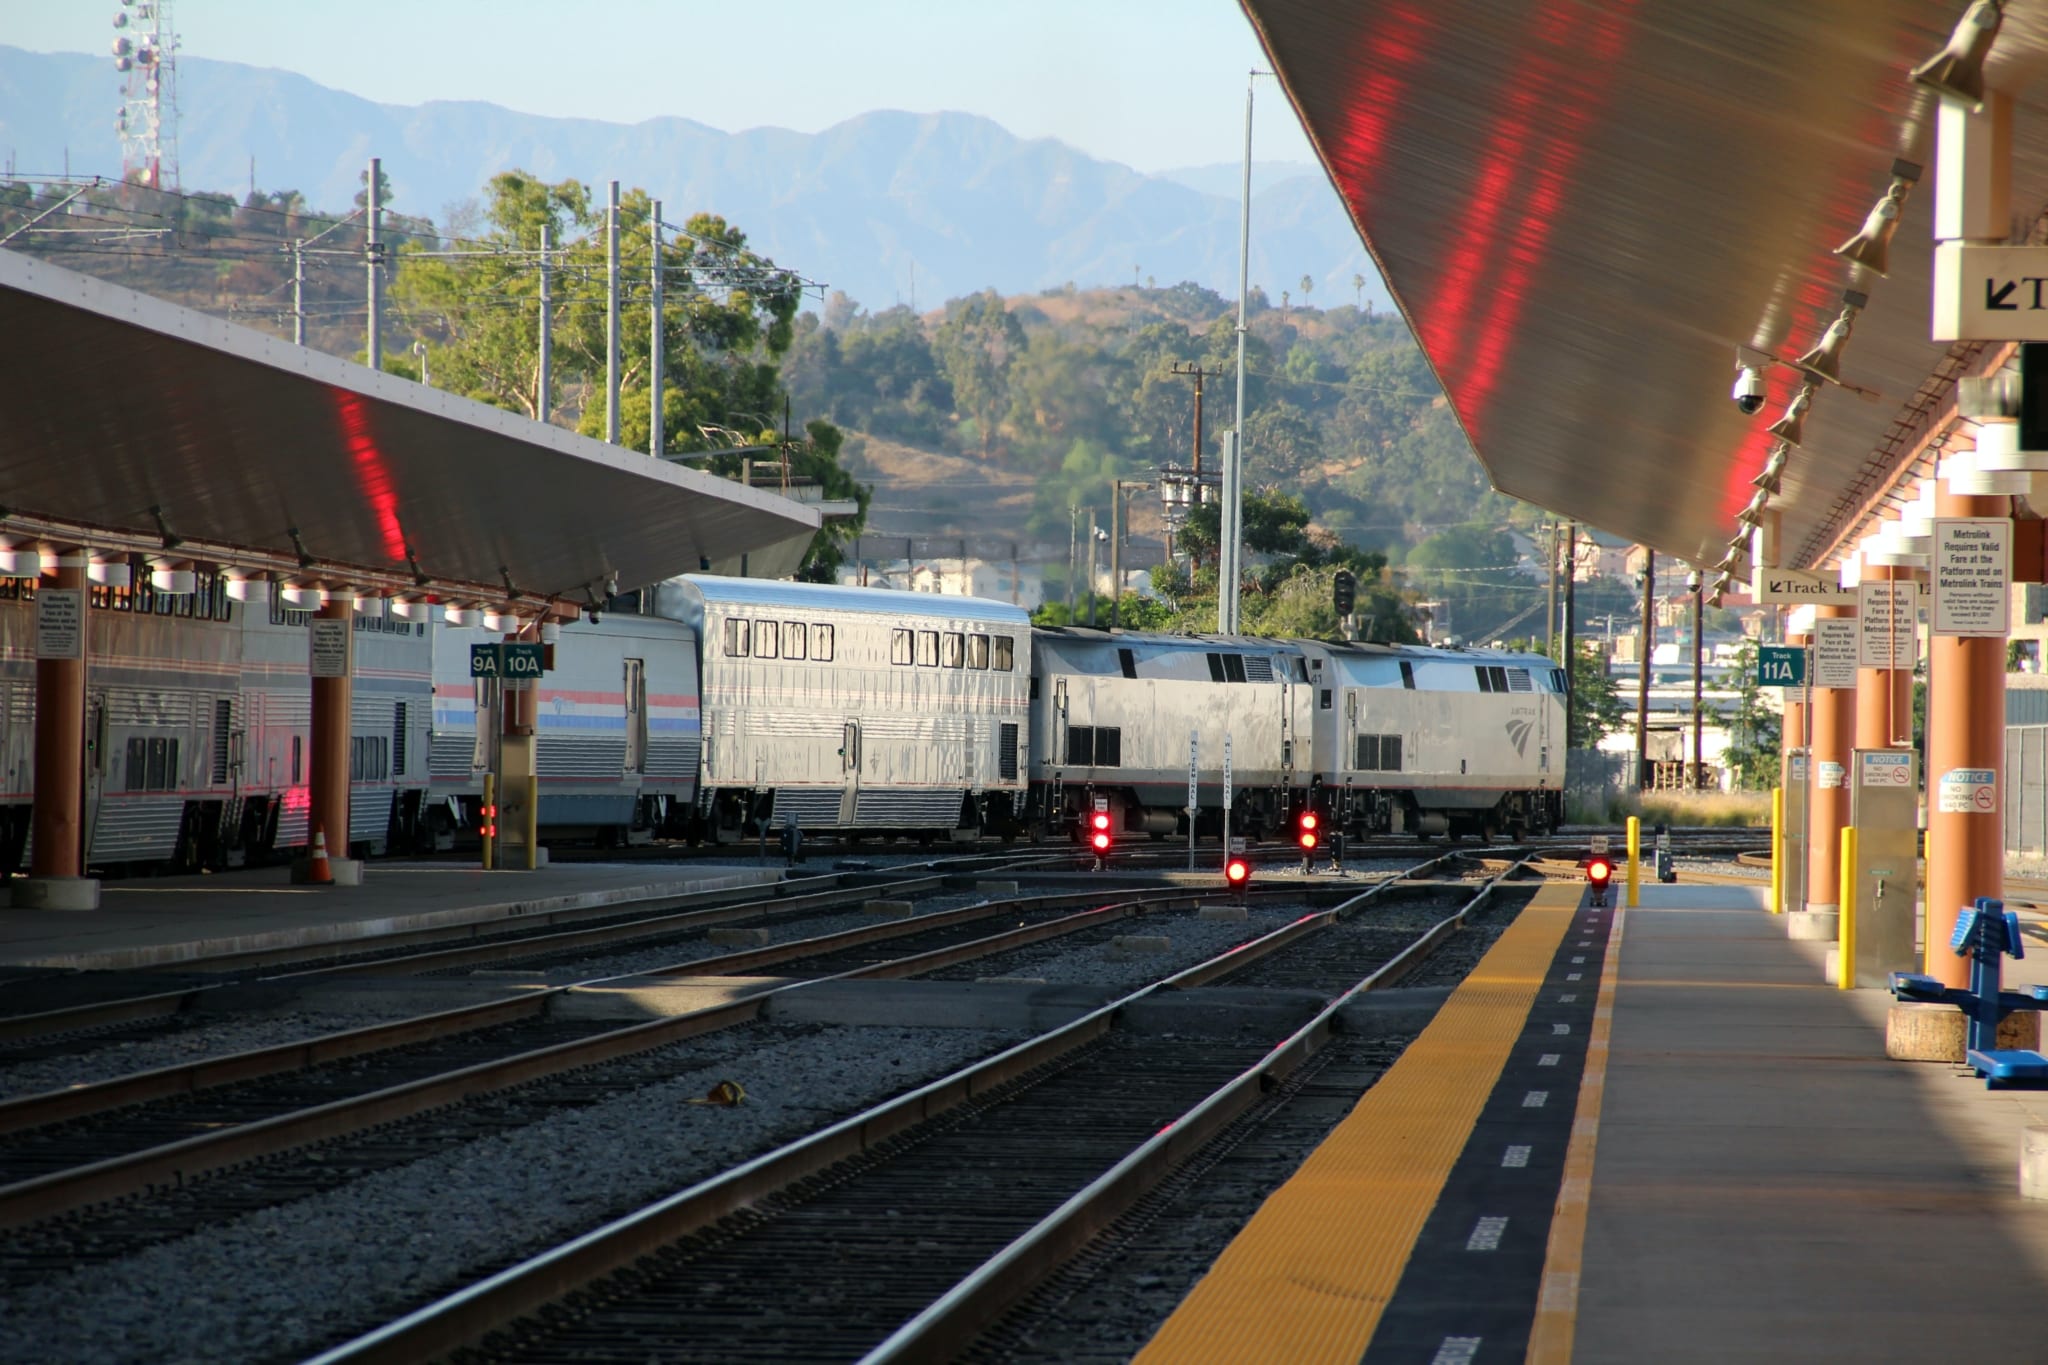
[{"left": 111, "top": 0, "right": 179, "bottom": 190}]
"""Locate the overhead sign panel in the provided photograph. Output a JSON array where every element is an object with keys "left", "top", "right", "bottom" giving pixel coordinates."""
[
  {"left": 1755, "top": 567, "right": 1853, "bottom": 605},
  {"left": 1934, "top": 243, "right": 2048, "bottom": 341},
  {"left": 1932, "top": 517, "right": 2010, "bottom": 637}
]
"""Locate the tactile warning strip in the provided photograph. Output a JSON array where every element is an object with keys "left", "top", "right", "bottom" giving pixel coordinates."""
[{"left": 1135, "top": 883, "right": 1582, "bottom": 1365}]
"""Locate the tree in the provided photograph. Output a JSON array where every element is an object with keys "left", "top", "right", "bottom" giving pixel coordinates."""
[
  {"left": 1721, "top": 639, "right": 1781, "bottom": 788},
  {"left": 1300, "top": 274, "right": 1313, "bottom": 300},
  {"left": 933, "top": 290, "right": 1025, "bottom": 458},
  {"left": 1352, "top": 272, "right": 1365, "bottom": 308},
  {"left": 1568, "top": 640, "right": 1627, "bottom": 749}
]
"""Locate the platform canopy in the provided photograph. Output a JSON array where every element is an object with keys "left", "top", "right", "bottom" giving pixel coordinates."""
[
  {"left": 0, "top": 249, "right": 821, "bottom": 609},
  {"left": 1240, "top": 0, "right": 2048, "bottom": 571}
]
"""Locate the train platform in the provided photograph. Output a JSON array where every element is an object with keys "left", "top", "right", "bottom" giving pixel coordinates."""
[
  {"left": 1138, "top": 879, "right": 2048, "bottom": 1364},
  {"left": 0, "top": 860, "right": 785, "bottom": 972}
]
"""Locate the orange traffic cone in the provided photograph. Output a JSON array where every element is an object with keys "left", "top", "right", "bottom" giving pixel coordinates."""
[{"left": 305, "top": 827, "right": 334, "bottom": 886}]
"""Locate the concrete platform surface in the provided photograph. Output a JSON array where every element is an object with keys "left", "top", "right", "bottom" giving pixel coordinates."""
[
  {"left": 0, "top": 861, "right": 786, "bottom": 970},
  {"left": 1576, "top": 884, "right": 2048, "bottom": 1362}
]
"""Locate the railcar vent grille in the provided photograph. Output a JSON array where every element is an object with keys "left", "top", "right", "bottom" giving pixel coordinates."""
[
  {"left": 1243, "top": 657, "right": 1274, "bottom": 682},
  {"left": 998, "top": 723, "right": 1019, "bottom": 780}
]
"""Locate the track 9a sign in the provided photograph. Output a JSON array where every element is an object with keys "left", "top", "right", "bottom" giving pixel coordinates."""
[{"left": 470, "top": 642, "right": 545, "bottom": 679}]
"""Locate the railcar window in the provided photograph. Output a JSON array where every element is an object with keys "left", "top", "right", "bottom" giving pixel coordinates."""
[
  {"left": 993, "top": 635, "right": 1014, "bottom": 671},
  {"left": 1320, "top": 689, "right": 1333, "bottom": 710},
  {"left": 1490, "top": 666, "right": 1509, "bottom": 692},
  {"left": 891, "top": 628, "right": 913, "bottom": 665},
  {"left": 124, "top": 737, "right": 147, "bottom": 791},
  {"left": 968, "top": 634, "right": 990, "bottom": 670},
  {"left": 943, "top": 632, "right": 965, "bottom": 668},
  {"left": 1476, "top": 667, "right": 1493, "bottom": 693},
  {"left": 814, "top": 624, "right": 834, "bottom": 662},
  {"left": 917, "top": 630, "right": 939, "bottom": 667},
  {"left": 1207, "top": 652, "right": 1226, "bottom": 683},
  {"left": 784, "top": 622, "right": 806, "bottom": 660},
  {"left": 1399, "top": 661, "right": 1415, "bottom": 689},
  {"left": 292, "top": 735, "right": 302, "bottom": 785},
  {"left": 1117, "top": 648, "right": 1136, "bottom": 679},
  {"left": 724, "top": 618, "right": 751, "bottom": 657},
  {"left": 1094, "top": 727, "right": 1122, "bottom": 767},
  {"left": 755, "top": 620, "right": 779, "bottom": 659},
  {"left": 1550, "top": 668, "right": 1567, "bottom": 692}
]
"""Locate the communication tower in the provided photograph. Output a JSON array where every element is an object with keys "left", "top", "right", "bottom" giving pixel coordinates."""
[{"left": 111, "top": 0, "right": 178, "bottom": 190}]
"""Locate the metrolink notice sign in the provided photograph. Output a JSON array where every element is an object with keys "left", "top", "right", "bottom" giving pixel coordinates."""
[{"left": 1931, "top": 518, "right": 2010, "bottom": 637}]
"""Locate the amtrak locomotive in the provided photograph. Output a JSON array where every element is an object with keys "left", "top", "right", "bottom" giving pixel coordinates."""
[{"left": 0, "top": 575, "right": 1563, "bottom": 873}]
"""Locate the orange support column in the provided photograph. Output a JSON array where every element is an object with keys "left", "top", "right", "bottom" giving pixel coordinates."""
[
  {"left": 15, "top": 551, "right": 98, "bottom": 910},
  {"left": 301, "top": 596, "right": 353, "bottom": 884},
  {"left": 1806, "top": 604, "right": 1854, "bottom": 914},
  {"left": 1925, "top": 488, "right": 2010, "bottom": 987}
]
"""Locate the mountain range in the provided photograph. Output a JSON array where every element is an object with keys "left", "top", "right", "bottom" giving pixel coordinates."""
[{"left": 0, "top": 45, "right": 1391, "bottom": 316}]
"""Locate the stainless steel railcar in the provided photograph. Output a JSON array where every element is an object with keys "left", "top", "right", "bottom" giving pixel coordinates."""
[
  {"left": 1028, "top": 629, "right": 1313, "bottom": 839},
  {"left": 1297, "top": 640, "right": 1566, "bottom": 839},
  {"left": 0, "top": 574, "right": 433, "bottom": 874},
  {"left": 669, "top": 576, "right": 1032, "bottom": 841}
]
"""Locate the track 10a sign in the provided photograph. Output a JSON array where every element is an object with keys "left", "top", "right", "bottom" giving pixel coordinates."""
[
  {"left": 470, "top": 642, "right": 545, "bottom": 679},
  {"left": 1757, "top": 645, "right": 1805, "bottom": 688}
]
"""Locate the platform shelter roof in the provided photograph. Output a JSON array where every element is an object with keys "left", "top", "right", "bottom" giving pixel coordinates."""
[
  {"left": 1240, "top": 0, "right": 2048, "bottom": 571},
  {"left": 0, "top": 249, "right": 821, "bottom": 609}
]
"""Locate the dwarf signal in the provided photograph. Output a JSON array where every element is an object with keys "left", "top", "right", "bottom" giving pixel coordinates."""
[
  {"left": 1585, "top": 854, "right": 1614, "bottom": 907},
  {"left": 1088, "top": 809, "right": 1113, "bottom": 867},
  {"left": 1224, "top": 856, "right": 1251, "bottom": 898}
]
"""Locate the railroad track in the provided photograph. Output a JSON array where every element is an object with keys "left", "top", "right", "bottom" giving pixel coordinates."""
[{"left": 303, "top": 854, "right": 1538, "bottom": 1363}]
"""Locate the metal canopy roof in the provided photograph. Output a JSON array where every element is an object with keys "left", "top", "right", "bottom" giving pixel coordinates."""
[
  {"left": 1240, "top": 0, "right": 2048, "bottom": 570},
  {"left": 0, "top": 249, "right": 821, "bottom": 605}
]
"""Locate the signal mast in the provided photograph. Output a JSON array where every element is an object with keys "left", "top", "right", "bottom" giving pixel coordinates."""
[{"left": 111, "top": 0, "right": 179, "bottom": 190}]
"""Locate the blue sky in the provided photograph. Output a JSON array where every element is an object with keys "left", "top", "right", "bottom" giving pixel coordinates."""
[{"left": 12, "top": 0, "right": 1318, "bottom": 174}]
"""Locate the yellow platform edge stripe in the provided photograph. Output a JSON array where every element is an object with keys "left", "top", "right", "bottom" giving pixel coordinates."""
[
  {"left": 1135, "top": 883, "right": 1582, "bottom": 1365},
  {"left": 1526, "top": 901, "right": 1626, "bottom": 1364}
]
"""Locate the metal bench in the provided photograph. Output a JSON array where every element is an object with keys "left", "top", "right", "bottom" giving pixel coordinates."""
[{"left": 1890, "top": 898, "right": 2048, "bottom": 1088}]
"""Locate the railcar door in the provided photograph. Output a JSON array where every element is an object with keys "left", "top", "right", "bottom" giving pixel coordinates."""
[
  {"left": 622, "top": 658, "right": 647, "bottom": 775},
  {"left": 82, "top": 693, "right": 107, "bottom": 861},
  {"left": 838, "top": 719, "right": 861, "bottom": 825}
]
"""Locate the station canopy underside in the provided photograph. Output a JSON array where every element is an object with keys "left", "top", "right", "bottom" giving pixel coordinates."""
[
  {"left": 0, "top": 249, "right": 820, "bottom": 608},
  {"left": 1242, "top": 0, "right": 2048, "bottom": 570}
]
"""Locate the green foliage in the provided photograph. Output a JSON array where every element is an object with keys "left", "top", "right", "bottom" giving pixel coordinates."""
[
  {"left": 1721, "top": 639, "right": 1782, "bottom": 789},
  {"left": 1568, "top": 641, "right": 1627, "bottom": 749}
]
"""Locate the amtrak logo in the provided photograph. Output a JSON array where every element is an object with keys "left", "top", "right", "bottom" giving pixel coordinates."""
[{"left": 1505, "top": 718, "right": 1533, "bottom": 756}]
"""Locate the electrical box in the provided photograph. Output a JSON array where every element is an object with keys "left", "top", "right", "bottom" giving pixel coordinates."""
[
  {"left": 1848, "top": 749, "right": 1919, "bottom": 988},
  {"left": 1783, "top": 749, "right": 1809, "bottom": 916}
]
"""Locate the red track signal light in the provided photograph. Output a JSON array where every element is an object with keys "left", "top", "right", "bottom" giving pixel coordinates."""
[
  {"left": 1297, "top": 809, "right": 1320, "bottom": 852},
  {"left": 1587, "top": 857, "right": 1613, "bottom": 885},
  {"left": 1090, "top": 830, "right": 1112, "bottom": 853},
  {"left": 1090, "top": 811, "right": 1112, "bottom": 833},
  {"left": 1225, "top": 857, "right": 1251, "bottom": 889}
]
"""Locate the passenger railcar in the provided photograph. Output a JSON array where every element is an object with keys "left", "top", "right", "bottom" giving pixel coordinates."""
[
  {"left": 1297, "top": 640, "right": 1566, "bottom": 839},
  {"left": 670, "top": 576, "right": 1031, "bottom": 841},
  {"left": 1029, "top": 629, "right": 1313, "bottom": 839}
]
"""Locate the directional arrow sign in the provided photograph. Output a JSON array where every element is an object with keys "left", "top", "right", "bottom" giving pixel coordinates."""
[
  {"left": 1933, "top": 242, "right": 2048, "bottom": 340},
  {"left": 1754, "top": 567, "right": 1853, "bottom": 605}
]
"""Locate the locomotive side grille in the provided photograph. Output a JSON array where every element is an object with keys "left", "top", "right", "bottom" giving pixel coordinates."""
[
  {"left": 770, "top": 788, "right": 843, "bottom": 826},
  {"left": 854, "top": 788, "right": 965, "bottom": 826},
  {"left": 1243, "top": 656, "right": 1274, "bottom": 682},
  {"left": 998, "top": 723, "right": 1019, "bottom": 781}
]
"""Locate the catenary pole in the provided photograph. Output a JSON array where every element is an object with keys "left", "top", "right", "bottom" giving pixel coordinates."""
[
  {"left": 605, "top": 179, "right": 621, "bottom": 445},
  {"left": 365, "top": 157, "right": 381, "bottom": 373},
  {"left": 537, "top": 224, "right": 552, "bottom": 423},
  {"left": 649, "top": 201, "right": 664, "bottom": 459},
  {"left": 1224, "top": 73, "right": 1257, "bottom": 634}
]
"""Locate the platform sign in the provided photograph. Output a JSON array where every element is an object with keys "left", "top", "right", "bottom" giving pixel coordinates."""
[
  {"left": 1860, "top": 752, "right": 1914, "bottom": 787},
  {"left": 1186, "top": 731, "right": 1198, "bottom": 814},
  {"left": 1589, "top": 833, "right": 1609, "bottom": 855},
  {"left": 1757, "top": 645, "right": 1805, "bottom": 689},
  {"left": 1755, "top": 567, "right": 1854, "bottom": 605},
  {"left": 1813, "top": 619, "right": 1858, "bottom": 689},
  {"left": 503, "top": 642, "right": 544, "bottom": 679},
  {"left": 1932, "top": 518, "right": 2010, "bottom": 637},
  {"left": 1857, "top": 581, "right": 1917, "bottom": 670},
  {"left": 1850, "top": 749, "right": 1920, "bottom": 988},
  {"left": 309, "top": 618, "right": 351, "bottom": 677},
  {"left": 469, "top": 643, "right": 503, "bottom": 678},
  {"left": 34, "top": 588, "right": 82, "bottom": 660},
  {"left": 1937, "top": 767, "right": 1998, "bottom": 814},
  {"left": 1932, "top": 242, "right": 2048, "bottom": 341}
]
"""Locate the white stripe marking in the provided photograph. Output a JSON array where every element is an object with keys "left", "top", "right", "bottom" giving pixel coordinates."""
[
  {"left": 1523, "top": 1089, "right": 1550, "bottom": 1107},
  {"left": 1502, "top": 1144, "right": 1532, "bottom": 1167},
  {"left": 1559, "top": 993, "right": 1577, "bottom": 1002},
  {"left": 1539, "top": 1052, "right": 1561, "bottom": 1066},
  {"left": 1566, "top": 972, "right": 1582, "bottom": 981},
  {"left": 1572, "top": 955, "right": 1586, "bottom": 963},
  {"left": 1552, "top": 1022, "right": 1571, "bottom": 1035},
  {"left": 1467, "top": 1215, "right": 1509, "bottom": 1251},
  {"left": 1433, "top": 1336, "right": 1483, "bottom": 1365}
]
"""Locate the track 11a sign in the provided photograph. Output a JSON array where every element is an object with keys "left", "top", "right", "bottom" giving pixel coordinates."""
[{"left": 1757, "top": 645, "right": 1805, "bottom": 688}]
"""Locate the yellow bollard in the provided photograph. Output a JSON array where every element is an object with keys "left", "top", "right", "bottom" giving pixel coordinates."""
[
  {"left": 1838, "top": 826, "right": 1858, "bottom": 991},
  {"left": 480, "top": 771, "right": 497, "bottom": 871},
  {"left": 1626, "top": 815, "right": 1641, "bottom": 908},
  {"left": 1771, "top": 786, "right": 1785, "bottom": 915}
]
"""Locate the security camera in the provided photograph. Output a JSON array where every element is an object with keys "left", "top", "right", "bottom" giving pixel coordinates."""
[
  {"left": 585, "top": 607, "right": 602, "bottom": 625},
  {"left": 1732, "top": 364, "right": 1766, "bottom": 415}
]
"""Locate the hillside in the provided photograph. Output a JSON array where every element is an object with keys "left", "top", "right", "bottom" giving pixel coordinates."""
[{"left": 0, "top": 45, "right": 1391, "bottom": 318}]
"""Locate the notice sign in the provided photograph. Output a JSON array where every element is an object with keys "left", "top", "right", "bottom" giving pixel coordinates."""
[
  {"left": 1857, "top": 581, "right": 1917, "bottom": 670},
  {"left": 309, "top": 618, "right": 351, "bottom": 678},
  {"left": 1817, "top": 761, "right": 1846, "bottom": 790},
  {"left": 1933, "top": 518, "right": 2010, "bottom": 636},
  {"left": 1861, "top": 752, "right": 1914, "bottom": 787},
  {"left": 1813, "top": 619, "right": 1858, "bottom": 688},
  {"left": 35, "top": 588, "right": 83, "bottom": 660},
  {"left": 1938, "top": 767, "right": 1998, "bottom": 814}
]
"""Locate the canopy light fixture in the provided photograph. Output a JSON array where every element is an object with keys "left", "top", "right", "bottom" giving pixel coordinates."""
[
  {"left": 87, "top": 555, "right": 132, "bottom": 589},
  {"left": 1767, "top": 384, "right": 1815, "bottom": 445},
  {"left": 0, "top": 538, "right": 43, "bottom": 578},
  {"left": 1835, "top": 160, "right": 1923, "bottom": 277},
  {"left": 149, "top": 561, "right": 196, "bottom": 595},
  {"left": 1752, "top": 442, "right": 1791, "bottom": 495},
  {"left": 224, "top": 572, "right": 270, "bottom": 604},
  {"left": 1912, "top": 0, "right": 2004, "bottom": 110},
  {"left": 1795, "top": 291, "right": 1868, "bottom": 384}
]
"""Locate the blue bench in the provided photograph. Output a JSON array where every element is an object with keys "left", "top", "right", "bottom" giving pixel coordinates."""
[{"left": 1889, "top": 898, "right": 2048, "bottom": 1088}]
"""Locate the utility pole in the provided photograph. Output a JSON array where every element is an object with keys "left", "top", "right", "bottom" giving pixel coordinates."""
[
  {"left": 291, "top": 239, "right": 305, "bottom": 346},
  {"left": 1224, "top": 72, "right": 1260, "bottom": 635},
  {"left": 605, "top": 179, "right": 620, "bottom": 445},
  {"left": 1169, "top": 361, "right": 1208, "bottom": 574},
  {"left": 365, "top": 156, "right": 381, "bottom": 373},
  {"left": 1545, "top": 522, "right": 1559, "bottom": 657},
  {"left": 1067, "top": 506, "right": 1078, "bottom": 620},
  {"left": 537, "top": 224, "right": 552, "bottom": 423},
  {"left": 1562, "top": 522, "right": 1577, "bottom": 744},
  {"left": 1110, "top": 483, "right": 1125, "bottom": 630},
  {"left": 1691, "top": 571, "right": 1705, "bottom": 790},
  {"left": 649, "top": 200, "right": 664, "bottom": 459},
  {"left": 1636, "top": 547, "right": 1654, "bottom": 790},
  {"left": 1087, "top": 510, "right": 1100, "bottom": 627}
]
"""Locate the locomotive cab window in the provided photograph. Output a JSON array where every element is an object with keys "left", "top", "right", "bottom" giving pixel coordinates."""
[
  {"left": 917, "top": 630, "right": 939, "bottom": 667},
  {"left": 993, "top": 635, "right": 1014, "bottom": 671},
  {"left": 1399, "top": 661, "right": 1415, "bottom": 689},
  {"left": 814, "top": 624, "right": 834, "bottom": 662},
  {"left": 754, "top": 620, "right": 779, "bottom": 659},
  {"left": 1222, "top": 654, "right": 1246, "bottom": 683},
  {"left": 784, "top": 622, "right": 806, "bottom": 660},
  {"left": 942, "top": 632, "right": 965, "bottom": 668},
  {"left": 1117, "top": 648, "right": 1136, "bottom": 679},
  {"left": 890, "top": 628, "right": 914, "bottom": 665},
  {"left": 723, "top": 618, "right": 750, "bottom": 658}
]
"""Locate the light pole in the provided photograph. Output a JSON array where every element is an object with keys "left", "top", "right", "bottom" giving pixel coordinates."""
[
  {"left": 1689, "top": 570, "right": 1704, "bottom": 789},
  {"left": 411, "top": 339, "right": 429, "bottom": 388}
]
